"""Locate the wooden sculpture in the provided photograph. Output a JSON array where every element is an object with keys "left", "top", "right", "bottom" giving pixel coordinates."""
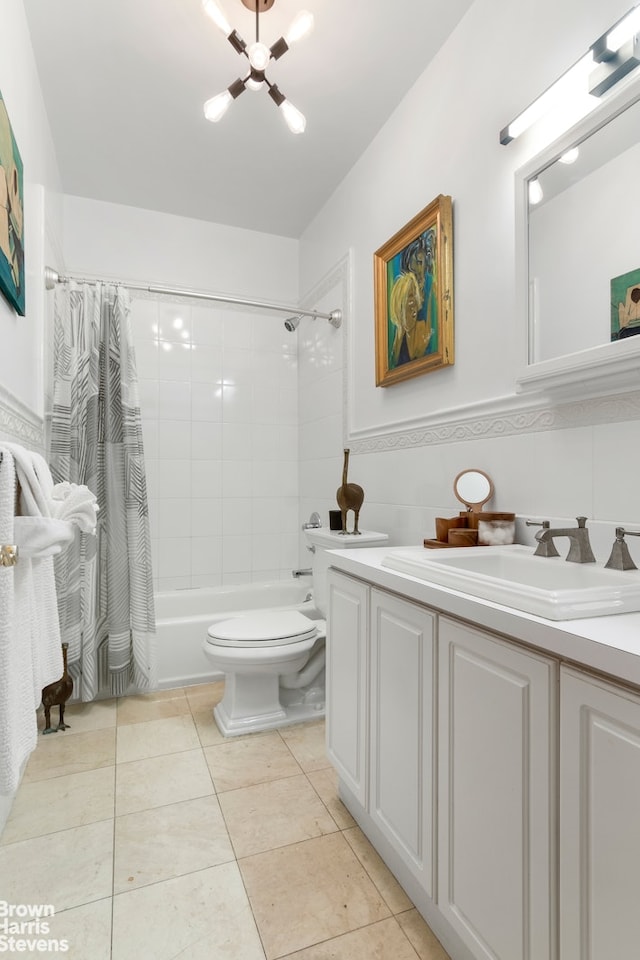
[
  {"left": 336, "top": 448, "right": 364, "bottom": 534},
  {"left": 41, "top": 642, "right": 73, "bottom": 734}
]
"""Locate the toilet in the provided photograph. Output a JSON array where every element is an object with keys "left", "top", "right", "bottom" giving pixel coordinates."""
[{"left": 202, "top": 526, "right": 388, "bottom": 736}]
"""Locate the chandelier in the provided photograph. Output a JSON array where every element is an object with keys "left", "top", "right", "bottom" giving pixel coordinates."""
[{"left": 202, "top": 0, "right": 313, "bottom": 134}]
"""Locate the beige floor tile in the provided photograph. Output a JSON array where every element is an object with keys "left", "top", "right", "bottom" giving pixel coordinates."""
[
  {"left": 46, "top": 898, "right": 113, "bottom": 960},
  {"left": 185, "top": 679, "right": 225, "bottom": 706},
  {"left": 279, "top": 720, "right": 331, "bottom": 772},
  {"left": 116, "top": 713, "right": 200, "bottom": 763},
  {"left": 343, "top": 826, "right": 413, "bottom": 914},
  {"left": 115, "top": 748, "right": 214, "bottom": 816},
  {"left": 307, "top": 767, "right": 356, "bottom": 830},
  {"left": 239, "top": 832, "right": 391, "bottom": 959},
  {"left": 113, "top": 794, "right": 234, "bottom": 893},
  {"left": 116, "top": 687, "right": 189, "bottom": 725},
  {"left": 112, "top": 862, "right": 265, "bottom": 960},
  {"left": 36, "top": 698, "right": 117, "bottom": 736},
  {"left": 397, "top": 910, "right": 452, "bottom": 960},
  {"left": 204, "top": 731, "right": 302, "bottom": 792},
  {"left": 23, "top": 727, "right": 116, "bottom": 782},
  {"left": 190, "top": 700, "right": 226, "bottom": 747},
  {"left": 283, "top": 917, "right": 422, "bottom": 959},
  {"left": 0, "top": 820, "right": 113, "bottom": 912},
  {"left": 219, "top": 774, "right": 338, "bottom": 858},
  {"left": 1, "top": 767, "right": 115, "bottom": 844}
]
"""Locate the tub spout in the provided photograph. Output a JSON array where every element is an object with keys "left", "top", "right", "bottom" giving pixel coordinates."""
[{"left": 292, "top": 568, "right": 312, "bottom": 578}]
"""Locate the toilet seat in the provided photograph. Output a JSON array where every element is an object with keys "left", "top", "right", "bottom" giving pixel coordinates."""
[{"left": 207, "top": 610, "right": 318, "bottom": 648}]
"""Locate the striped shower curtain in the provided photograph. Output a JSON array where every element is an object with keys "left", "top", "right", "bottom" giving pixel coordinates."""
[{"left": 49, "top": 281, "right": 156, "bottom": 699}]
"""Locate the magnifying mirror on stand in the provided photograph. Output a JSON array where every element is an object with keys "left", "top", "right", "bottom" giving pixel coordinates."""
[{"left": 453, "top": 469, "right": 494, "bottom": 515}]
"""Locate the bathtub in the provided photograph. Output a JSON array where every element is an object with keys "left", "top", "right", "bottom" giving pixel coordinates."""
[{"left": 155, "top": 579, "right": 315, "bottom": 689}]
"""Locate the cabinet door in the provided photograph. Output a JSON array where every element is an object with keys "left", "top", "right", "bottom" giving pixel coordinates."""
[
  {"left": 560, "top": 666, "right": 640, "bottom": 960},
  {"left": 370, "top": 590, "right": 435, "bottom": 897},
  {"left": 326, "top": 569, "right": 370, "bottom": 807},
  {"left": 438, "top": 617, "right": 557, "bottom": 960}
]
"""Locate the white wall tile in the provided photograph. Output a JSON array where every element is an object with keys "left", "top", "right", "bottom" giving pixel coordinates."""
[
  {"left": 157, "top": 538, "right": 191, "bottom": 579},
  {"left": 191, "top": 461, "right": 223, "bottom": 498},
  {"left": 191, "top": 537, "right": 223, "bottom": 575},
  {"left": 159, "top": 420, "right": 192, "bottom": 460},
  {"left": 593, "top": 420, "right": 640, "bottom": 524},
  {"left": 222, "top": 422, "right": 253, "bottom": 461},
  {"left": 222, "top": 461, "right": 253, "bottom": 499},
  {"left": 158, "top": 460, "right": 192, "bottom": 499},
  {"left": 190, "top": 499, "right": 223, "bottom": 538},
  {"left": 158, "top": 303, "right": 192, "bottom": 343},
  {"left": 158, "top": 380, "right": 191, "bottom": 421},
  {"left": 222, "top": 384, "right": 254, "bottom": 423},
  {"left": 191, "top": 422, "right": 222, "bottom": 460},
  {"left": 191, "top": 343, "right": 223, "bottom": 384},
  {"left": 222, "top": 535, "right": 252, "bottom": 573},
  {"left": 158, "top": 341, "right": 192, "bottom": 381},
  {"left": 157, "top": 498, "right": 191, "bottom": 538},
  {"left": 191, "top": 382, "right": 222, "bottom": 422},
  {"left": 191, "top": 306, "right": 224, "bottom": 346},
  {"left": 222, "top": 498, "right": 253, "bottom": 537}
]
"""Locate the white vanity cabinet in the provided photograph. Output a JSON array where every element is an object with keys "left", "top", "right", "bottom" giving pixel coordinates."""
[
  {"left": 325, "top": 569, "right": 370, "bottom": 806},
  {"left": 369, "top": 589, "right": 435, "bottom": 897},
  {"left": 438, "top": 616, "right": 557, "bottom": 960},
  {"left": 560, "top": 666, "right": 640, "bottom": 960}
]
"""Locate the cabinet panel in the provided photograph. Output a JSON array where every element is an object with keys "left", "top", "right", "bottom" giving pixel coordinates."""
[
  {"left": 438, "top": 617, "right": 556, "bottom": 960},
  {"left": 560, "top": 667, "right": 640, "bottom": 960},
  {"left": 370, "top": 590, "right": 435, "bottom": 897},
  {"left": 326, "top": 570, "right": 369, "bottom": 807}
]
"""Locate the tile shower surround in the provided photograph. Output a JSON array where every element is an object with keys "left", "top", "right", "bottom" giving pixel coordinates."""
[
  {"left": 0, "top": 686, "right": 450, "bottom": 960},
  {"left": 131, "top": 297, "right": 301, "bottom": 591}
]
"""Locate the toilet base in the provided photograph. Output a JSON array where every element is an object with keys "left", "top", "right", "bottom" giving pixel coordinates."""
[{"left": 213, "top": 671, "right": 325, "bottom": 736}]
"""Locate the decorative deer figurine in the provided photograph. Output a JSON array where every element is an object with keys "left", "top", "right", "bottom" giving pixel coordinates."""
[
  {"left": 336, "top": 448, "right": 364, "bottom": 534},
  {"left": 41, "top": 642, "right": 74, "bottom": 734}
]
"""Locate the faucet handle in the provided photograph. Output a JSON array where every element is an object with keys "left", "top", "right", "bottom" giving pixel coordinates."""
[
  {"left": 526, "top": 520, "right": 560, "bottom": 557},
  {"left": 605, "top": 527, "right": 640, "bottom": 571}
]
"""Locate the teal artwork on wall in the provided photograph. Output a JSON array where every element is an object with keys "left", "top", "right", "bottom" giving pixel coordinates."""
[
  {"left": 611, "top": 267, "right": 640, "bottom": 342},
  {"left": 0, "top": 88, "right": 25, "bottom": 316}
]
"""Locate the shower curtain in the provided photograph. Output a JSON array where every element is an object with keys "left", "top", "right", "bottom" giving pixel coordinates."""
[{"left": 49, "top": 281, "right": 156, "bottom": 699}]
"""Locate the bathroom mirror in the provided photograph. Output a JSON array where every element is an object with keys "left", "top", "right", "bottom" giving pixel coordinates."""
[
  {"left": 515, "top": 73, "right": 640, "bottom": 398},
  {"left": 453, "top": 469, "right": 493, "bottom": 512}
]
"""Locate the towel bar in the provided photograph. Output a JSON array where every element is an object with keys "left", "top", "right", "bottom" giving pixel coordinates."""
[{"left": 0, "top": 545, "right": 18, "bottom": 566}]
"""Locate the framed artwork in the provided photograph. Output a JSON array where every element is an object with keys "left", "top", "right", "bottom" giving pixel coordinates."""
[
  {"left": 374, "top": 194, "right": 453, "bottom": 387},
  {"left": 611, "top": 267, "right": 640, "bottom": 341},
  {"left": 0, "top": 88, "right": 25, "bottom": 316}
]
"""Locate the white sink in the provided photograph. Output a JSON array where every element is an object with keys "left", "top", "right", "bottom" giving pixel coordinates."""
[{"left": 381, "top": 544, "right": 640, "bottom": 620}]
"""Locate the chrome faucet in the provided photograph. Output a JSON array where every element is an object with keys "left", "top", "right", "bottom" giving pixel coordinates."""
[
  {"left": 605, "top": 527, "right": 640, "bottom": 571},
  {"left": 525, "top": 520, "right": 558, "bottom": 557},
  {"left": 533, "top": 516, "right": 596, "bottom": 563}
]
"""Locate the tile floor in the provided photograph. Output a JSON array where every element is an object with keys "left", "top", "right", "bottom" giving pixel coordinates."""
[{"left": 0, "top": 683, "right": 450, "bottom": 959}]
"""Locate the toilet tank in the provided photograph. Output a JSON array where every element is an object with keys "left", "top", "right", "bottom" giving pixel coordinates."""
[{"left": 304, "top": 528, "right": 389, "bottom": 616}]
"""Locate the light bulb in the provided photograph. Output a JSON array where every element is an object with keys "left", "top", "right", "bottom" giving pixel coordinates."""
[
  {"left": 246, "top": 76, "right": 264, "bottom": 92},
  {"left": 248, "top": 42, "right": 271, "bottom": 71},
  {"left": 528, "top": 178, "right": 543, "bottom": 205},
  {"left": 204, "top": 90, "right": 233, "bottom": 122},
  {"left": 607, "top": 7, "right": 640, "bottom": 53},
  {"left": 280, "top": 99, "right": 306, "bottom": 134},
  {"left": 202, "top": 0, "right": 231, "bottom": 37},
  {"left": 285, "top": 10, "right": 314, "bottom": 45},
  {"left": 559, "top": 147, "right": 579, "bottom": 164},
  {"left": 507, "top": 51, "right": 594, "bottom": 140}
]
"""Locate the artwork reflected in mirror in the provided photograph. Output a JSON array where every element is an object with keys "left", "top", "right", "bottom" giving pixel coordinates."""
[
  {"left": 611, "top": 267, "right": 640, "bottom": 341},
  {"left": 0, "top": 88, "right": 24, "bottom": 316},
  {"left": 374, "top": 194, "right": 454, "bottom": 387}
]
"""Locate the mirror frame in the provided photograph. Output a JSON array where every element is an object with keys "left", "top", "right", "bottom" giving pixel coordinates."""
[
  {"left": 453, "top": 468, "right": 494, "bottom": 512},
  {"left": 515, "top": 72, "right": 640, "bottom": 400}
]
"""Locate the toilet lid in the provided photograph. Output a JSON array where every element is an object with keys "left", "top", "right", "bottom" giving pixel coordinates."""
[{"left": 207, "top": 610, "right": 318, "bottom": 647}]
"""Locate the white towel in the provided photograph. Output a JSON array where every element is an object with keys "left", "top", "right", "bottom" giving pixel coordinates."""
[
  {"left": 14, "top": 517, "right": 75, "bottom": 557},
  {"left": 0, "top": 448, "right": 39, "bottom": 796},
  {"left": 51, "top": 481, "right": 99, "bottom": 535},
  {"left": 0, "top": 443, "right": 64, "bottom": 741}
]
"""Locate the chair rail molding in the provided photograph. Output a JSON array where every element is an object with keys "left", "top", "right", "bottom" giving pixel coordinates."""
[{"left": 0, "top": 384, "right": 44, "bottom": 449}]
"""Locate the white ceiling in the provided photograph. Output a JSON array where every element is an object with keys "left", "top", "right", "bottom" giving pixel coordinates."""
[{"left": 23, "top": 0, "right": 474, "bottom": 238}]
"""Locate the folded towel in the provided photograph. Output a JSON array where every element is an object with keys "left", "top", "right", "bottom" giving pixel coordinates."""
[
  {"left": 51, "top": 482, "right": 99, "bottom": 535},
  {"left": 14, "top": 517, "right": 75, "bottom": 557},
  {"left": 2, "top": 444, "right": 54, "bottom": 518}
]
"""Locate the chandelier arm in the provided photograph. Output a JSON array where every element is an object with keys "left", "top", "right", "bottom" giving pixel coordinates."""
[
  {"left": 269, "top": 36, "right": 288, "bottom": 60},
  {"left": 227, "top": 29, "right": 247, "bottom": 56}
]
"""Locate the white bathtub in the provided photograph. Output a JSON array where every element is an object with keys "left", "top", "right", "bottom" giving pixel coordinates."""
[{"left": 155, "top": 579, "right": 315, "bottom": 689}]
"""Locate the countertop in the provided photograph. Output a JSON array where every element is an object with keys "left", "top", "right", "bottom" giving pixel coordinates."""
[{"left": 326, "top": 546, "right": 640, "bottom": 689}]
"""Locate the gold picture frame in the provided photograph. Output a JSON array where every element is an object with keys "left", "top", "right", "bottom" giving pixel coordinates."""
[{"left": 374, "top": 194, "right": 454, "bottom": 387}]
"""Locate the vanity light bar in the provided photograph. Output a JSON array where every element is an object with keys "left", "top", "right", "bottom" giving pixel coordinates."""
[{"left": 500, "top": 2, "right": 640, "bottom": 145}]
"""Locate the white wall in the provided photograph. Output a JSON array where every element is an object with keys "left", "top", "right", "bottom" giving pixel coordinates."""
[
  {"left": 298, "top": 0, "right": 640, "bottom": 546},
  {"left": 0, "top": 0, "right": 61, "bottom": 425}
]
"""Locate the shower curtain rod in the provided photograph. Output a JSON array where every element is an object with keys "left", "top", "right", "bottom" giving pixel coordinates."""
[{"left": 43, "top": 267, "right": 342, "bottom": 328}]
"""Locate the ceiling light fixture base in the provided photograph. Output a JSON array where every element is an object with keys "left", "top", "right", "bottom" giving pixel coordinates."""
[{"left": 240, "top": 0, "right": 276, "bottom": 11}]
